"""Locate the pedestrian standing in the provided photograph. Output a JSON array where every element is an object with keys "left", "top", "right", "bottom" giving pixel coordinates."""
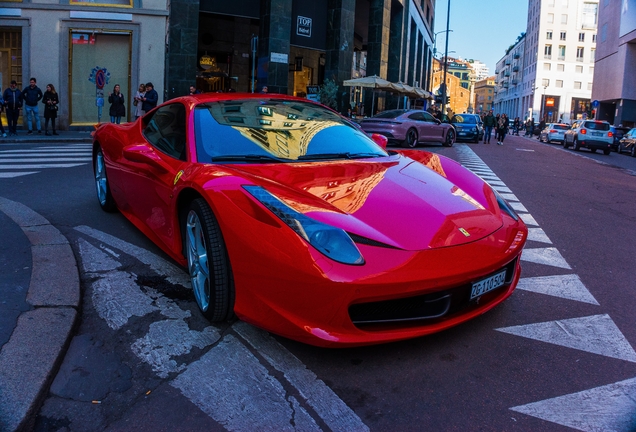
[
  {"left": 513, "top": 117, "right": 521, "bottom": 136},
  {"left": 188, "top": 85, "right": 201, "bottom": 95},
  {"left": 42, "top": 84, "right": 59, "bottom": 135},
  {"left": 3, "top": 81, "right": 21, "bottom": 136},
  {"left": 108, "top": 84, "right": 125, "bottom": 124},
  {"left": 21, "top": 77, "right": 43, "bottom": 135},
  {"left": 496, "top": 114, "right": 509, "bottom": 145},
  {"left": 525, "top": 118, "right": 534, "bottom": 137},
  {"left": 482, "top": 110, "right": 496, "bottom": 143},
  {"left": 141, "top": 82, "right": 158, "bottom": 113},
  {"left": 537, "top": 116, "right": 546, "bottom": 140},
  {"left": 133, "top": 83, "right": 146, "bottom": 120}
]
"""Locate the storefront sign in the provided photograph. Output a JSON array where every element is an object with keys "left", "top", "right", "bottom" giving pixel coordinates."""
[
  {"left": 199, "top": 55, "right": 214, "bottom": 70},
  {"left": 297, "top": 16, "right": 312, "bottom": 38},
  {"left": 270, "top": 52, "right": 288, "bottom": 64}
]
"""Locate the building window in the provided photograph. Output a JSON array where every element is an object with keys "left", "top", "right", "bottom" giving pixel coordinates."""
[
  {"left": 561, "top": 14, "right": 568, "bottom": 24},
  {"left": 542, "top": 78, "right": 550, "bottom": 87},
  {"left": 560, "top": 31, "right": 567, "bottom": 40},
  {"left": 578, "top": 32, "right": 585, "bottom": 42},
  {"left": 589, "top": 66, "right": 595, "bottom": 74},
  {"left": 576, "top": 47, "right": 584, "bottom": 61},
  {"left": 71, "top": 0, "right": 132, "bottom": 6},
  {"left": 574, "top": 81, "right": 582, "bottom": 89},
  {"left": 582, "top": 2, "right": 598, "bottom": 29},
  {"left": 558, "top": 46, "right": 566, "bottom": 60},
  {"left": 544, "top": 63, "right": 551, "bottom": 70},
  {"left": 544, "top": 44, "right": 552, "bottom": 59},
  {"left": 556, "top": 80, "right": 563, "bottom": 87},
  {"left": 548, "top": 13, "right": 554, "bottom": 23},
  {"left": 547, "top": 31, "right": 553, "bottom": 40},
  {"left": 592, "top": 34, "right": 597, "bottom": 42},
  {"left": 587, "top": 82, "right": 593, "bottom": 90},
  {"left": 590, "top": 48, "right": 596, "bottom": 61},
  {"left": 576, "top": 65, "right": 583, "bottom": 73},
  {"left": 557, "top": 63, "right": 565, "bottom": 71}
]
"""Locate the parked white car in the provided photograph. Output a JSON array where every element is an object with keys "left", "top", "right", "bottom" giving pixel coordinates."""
[
  {"left": 563, "top": 120, "right": 613, "bottom": 155},
  {"left": 539, "top": 123, "right": 569, "bottom": 144}
]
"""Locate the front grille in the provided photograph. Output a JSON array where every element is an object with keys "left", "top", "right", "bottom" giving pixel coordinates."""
[{"left": 349, "top": 258, "right": 518, "bottom": 328}]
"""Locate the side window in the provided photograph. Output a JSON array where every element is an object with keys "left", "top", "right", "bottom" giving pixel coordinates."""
[
  {"left": 408, "top": 112, "right": 425, "bottom": 121},
  {"left": 422, "top": 111, "right": 437, "bottom": 123},
  {"left": 143, "top": 103, "right": 187, "bottom": 161}
]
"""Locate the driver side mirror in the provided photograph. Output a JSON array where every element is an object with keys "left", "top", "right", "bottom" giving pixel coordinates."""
[{"left": 370, "top": 133, "right": 388, "bottom": 149}]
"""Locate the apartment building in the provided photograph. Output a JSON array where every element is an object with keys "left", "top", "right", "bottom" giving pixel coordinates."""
[
  {"left": 474, "top": 76, "right": 496, "bottom": 114},
  {"left": 519, "top": 0, "right": 598, "bottom": 123},
  {"left": 493, "top": 34, "right": 525, "bottom": 118}
]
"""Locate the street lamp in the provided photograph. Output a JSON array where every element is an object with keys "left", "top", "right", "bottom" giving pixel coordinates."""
[
  {"left": 536, "top": 84, "right": 548, "bottom": 121},
  {"left": 441, "top": 0, "right": 452, "bottom": 115},
  {"left": 433, "top": 29, "right": 453, "bottom": 58}
]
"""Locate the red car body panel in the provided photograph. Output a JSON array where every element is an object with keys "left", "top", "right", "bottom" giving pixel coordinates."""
[{"left": 93, "top": 93, "right": 527, "bottom": 347}]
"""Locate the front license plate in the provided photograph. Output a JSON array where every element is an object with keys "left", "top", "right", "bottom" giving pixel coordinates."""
[
  {"left": 458, "top": 132, "right": 466, "bottom": 136},
  {"left": 470, "top": 270, "right": 506, "bottom": 300}
]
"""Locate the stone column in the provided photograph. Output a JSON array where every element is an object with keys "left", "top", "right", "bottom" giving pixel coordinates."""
[
  {"left": 365, "top": 0, "right": 391, "bottom": 114},
  {"left": 325, "top": 0, "right": 355, "bottom": 113},
  {"left": 257, "top": 0, "right": 292, "bottom": 94},
  {"left": 165, "top": 0, "right": 200, "bottom": 100}
]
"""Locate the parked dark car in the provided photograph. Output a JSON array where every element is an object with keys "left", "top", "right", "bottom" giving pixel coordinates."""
[
  {"left": 451, "top": 113, "right": 484, "bottom": 143},
  {"left": 617, "top": 127, "right": 636, "bottom": 157},
  {"left": 610, "top": 126, "right": 631, "bottom": 152},
  {"left": 359, "top": 109, "right": 456, "bottom": 148}
]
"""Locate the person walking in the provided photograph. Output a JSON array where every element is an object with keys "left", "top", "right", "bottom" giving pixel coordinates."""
[
  {"left": 3, "top": 81, "right": 21, "bottom": 136},
  {"left": 21, "top": 77, "right": 43, "bottom": 135},
  {"left": 141, "top": 82, "right": 158, "bottom": 113},
  {"left": 496, "top": 114, "right": 509, "bottom": 145},
  {"left": 108, "top": 84, "right": 125, "bottom": 124},
  {"left": 537, "top": 116, "right": 547, "bottom": 140},
  {"left": 133, "top": 83, "right": 146, "bottom": 120},
  {"left": 525, "top": 118, "right": 534, "bottom": 137},
  {"left": 513, "top": 117, "right": 521, "bottom": 136},
  {"left": 42, "top": 84, "right": 59, "bottom": 135},
  {"left": 482, "top": 110, "right": 496, "bottom": 143}
]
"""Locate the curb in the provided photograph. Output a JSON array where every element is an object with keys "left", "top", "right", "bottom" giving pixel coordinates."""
[{"left": 0, "top": 197, "right": 80, "bottom": 432}]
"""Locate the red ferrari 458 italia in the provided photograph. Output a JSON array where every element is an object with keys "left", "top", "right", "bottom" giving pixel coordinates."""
[{"left": 93, "top": 93, "right": 527, "bottom": 347}]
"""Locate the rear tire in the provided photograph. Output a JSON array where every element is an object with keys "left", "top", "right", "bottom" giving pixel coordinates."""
[
  {"left": 184, "top": 198, "right": 235, "bottom": 322},
  {"left": 603, "top": 149, "right": 611, "bottom": 155},
  {"left": 402, "top": 128, "right": 418, "bottom": 148},
  {"left": 444, "top": 129, "right": 455, "bottom": 147}
]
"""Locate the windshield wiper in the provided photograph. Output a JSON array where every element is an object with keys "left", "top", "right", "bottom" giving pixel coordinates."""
[
  {"left": 210, "top": 154, "right": 288, "bottom": 163},
  {"left": 297, "top": 152, "right": 382, "bottom": 161}
]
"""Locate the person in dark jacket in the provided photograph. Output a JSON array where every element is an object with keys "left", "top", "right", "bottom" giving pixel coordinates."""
[
  {"left": 108, "top": 84, "right": 125, "bottom": 124},
  {"left": 4, "top": 80, "right": 21, "bottom": 136},
  {"left": 482, "top": 110, "right": 496, "bottom": 143},
  {"left": 21, "top": 77, "right": 43, "bottom": 135},
  {"left": 141, "top": 82, "right": 158, "bottom": 113},
  {"left": 42, "top": 84, "right": 59, "bottom": 135}
]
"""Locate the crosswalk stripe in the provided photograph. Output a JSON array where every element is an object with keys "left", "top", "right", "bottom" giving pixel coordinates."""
[
  {"left": 521, "top": 247, "right": 571, "bottom": 269},
  {"left": 510, "top": 377, "right": 636, "bottom": 431},
  {"left": 0, "top": 153, "right": 91, "bottom": 157},
  {"left": 0, "top": 158, "right": 92, "bottom": 162},
  {"left": 516, "top": 274, "right": 598, "bottom": 304},
  {"left": 0, "top": 164, "right": 87, "bottom": 169},
  {"left": 0, "top": 172, "right": 39, "bottom": 178}
]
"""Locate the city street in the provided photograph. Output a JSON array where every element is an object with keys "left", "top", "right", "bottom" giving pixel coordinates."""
[{"left": 1, "top": 135, "right": 635, "bottom": 431}]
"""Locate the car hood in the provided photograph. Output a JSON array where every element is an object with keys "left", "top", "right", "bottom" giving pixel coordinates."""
[{"left": 219, "top": 153, "right": 503, "bottom": 251}]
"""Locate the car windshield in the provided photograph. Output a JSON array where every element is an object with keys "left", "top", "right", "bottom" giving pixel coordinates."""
[
  {"left": 583, "top": 121, "right": 610, "bottom": 131},
  {"left": 194, "top": 99, "right": 389, "bottom": 163},
  {"left": 451, "top": 115, "right": 477, "bottom": 124}
]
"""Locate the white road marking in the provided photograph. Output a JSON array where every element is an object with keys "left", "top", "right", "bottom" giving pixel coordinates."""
[
  {"left": 519, "top": 213, "right": 539, "bottom": 226},
  {"left": 521, "top": 247, "right": 572, "bottom": 269},
  {"left": 499, "top": 192, "right": 519, "bottom": 201},
  {"left": 92, "top": 270, "right": 159, "bottom": 330},
  {"left": 516, "top": 149, "right": 535, "bottom": 152},
  {"left": 171, "top": 335, "right": 322, "bottom": 432},
  {"left": 491, "top": 185, "right": 512, "bottom": 193},
  {"left": 516, "top": 274, "right": 599, "bottom": 305},
  {"left": 235, "top": 322, "right": 370, "bottom": 432},
  {"left": 509, "top": 201, "right": 528, "bottom": 212},
  {"left": 0, "top": 157, "right": 92, "bottom": 162},
  {"left": 526, "top": 227, "right": 552, "bottom": 244},
  {"left": 0, "top": 152, "right": 90, "bottom": 157},
  {"left": 496, "top": 314, "right": 636, "bottom": 362},
  {"left": 510, "top": 377, "right": 636, "bottom": 431},
  {"left": 131, "top": 319, "right": 220, "bottom": 378},
  {"left": 0, "top": 171, "right": 38, "bottom": 178},
  {"left": 75, "top": 225, "right": 190, "bottom": 287},
  {"left": 0, "top": 164, "right": 86, "bottom": 169},
  {"left": 77, "top": 238, "right": 121, "bottom": 273}
]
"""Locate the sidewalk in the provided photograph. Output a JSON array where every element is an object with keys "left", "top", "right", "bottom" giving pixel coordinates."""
[
  {"left": 0, "top": 196, "right": 80, "bottom": 432},
  {"left": 0, "top": 129, "right": 93, "bottom": 144}
]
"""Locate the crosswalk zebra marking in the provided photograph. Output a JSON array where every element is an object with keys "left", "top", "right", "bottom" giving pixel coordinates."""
[{"left": 0, "top": 144, "right": 92, "bottom": 178}]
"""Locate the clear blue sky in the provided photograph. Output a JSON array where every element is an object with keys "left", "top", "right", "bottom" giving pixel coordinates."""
[{"left": 434, "top": 0, "right": 529, "bottom": 73}]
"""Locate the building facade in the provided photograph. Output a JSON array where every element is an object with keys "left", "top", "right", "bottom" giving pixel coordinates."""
[
  {"left": 0, "top": 0, "right": 167, "bottom": 129},
  {"left": 430, "top": 58, "right": 470, "bottom": 115},
  {"left": 518, "top": 0, "right": 598, "bottom": 123},
  {"left": 474, "top": 76, "right": 495, "bottom": 114},
  {"left": 591, "top": 0, "right": 636, "bottom": 127},
  {"left": 493, "top": 35, "right": 525, "bottom": 118},
  {"left": 168, "top": 0, "right": 437, "bottom": 114}
]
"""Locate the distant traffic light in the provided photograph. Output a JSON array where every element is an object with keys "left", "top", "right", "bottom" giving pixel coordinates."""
[{"left": 445, "top": 96, "right": 451, "bottom": 105}]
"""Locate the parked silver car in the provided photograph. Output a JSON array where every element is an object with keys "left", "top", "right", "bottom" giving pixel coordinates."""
[
  {"left": 563, "top": 120, "right": 613, "bottom": 155},
  {"left": 539, "top": 123, "right": 569, "bottom": 144}
]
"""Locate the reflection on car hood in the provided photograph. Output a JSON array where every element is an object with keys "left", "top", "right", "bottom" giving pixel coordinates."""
[{"left": 222, "top": 153, "right": 502, "bottom": 251}]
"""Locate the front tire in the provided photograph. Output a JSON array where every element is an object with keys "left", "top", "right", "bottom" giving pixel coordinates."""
[
  {"left": 631, "top": 146, "right": 636, "bottom": 157},
  {"left": 184, "top": 198, "right": 234, "bottom": 322},
  {"left": 94, "top": 146, "right": 117, "bottom": 212},
  {"left": 444, "top": 129, "right": 455, "bottom": 147},
  {"left": 573, "top": 138, "right": 581, "bottom": 151},
  {"left": 402, "top": 128, "right": 418, "bottom": 148}
]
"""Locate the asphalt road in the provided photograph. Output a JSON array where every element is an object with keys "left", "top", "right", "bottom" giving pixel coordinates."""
[{"left": 0, "top": 137, "right": 635, "bottom": 431}]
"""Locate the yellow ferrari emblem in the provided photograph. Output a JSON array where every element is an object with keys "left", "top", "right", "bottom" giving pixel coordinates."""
[
  {"left": 174, "top": 170, "right": 184, "bottom": 185},
  {"left": 459, "top": 228, "right": 470, "bottom": 237}
]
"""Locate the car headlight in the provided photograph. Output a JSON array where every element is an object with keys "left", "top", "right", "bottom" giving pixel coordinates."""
[
  {"left": 243, "top": 185, "right": 365, "bottom": 265},
  {"left": 493, "top": 188, "right": 519, "bottom": 221}
]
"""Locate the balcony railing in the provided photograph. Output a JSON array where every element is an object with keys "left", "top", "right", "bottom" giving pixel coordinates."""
[
  {"left": 504, "top": 72, "right": 510, "bottom": 77},
  {"left": 512, "top": 79, "right": 518, "bottom": 85},
  {"left": 512, "top": 66, "right": 519, "bottom": 72},
  {"left": 505, "top": 60, "right": 511, "bottom": 65},
  {"left": 513, "top": 53, "right": 520, "bottom": 59}
]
